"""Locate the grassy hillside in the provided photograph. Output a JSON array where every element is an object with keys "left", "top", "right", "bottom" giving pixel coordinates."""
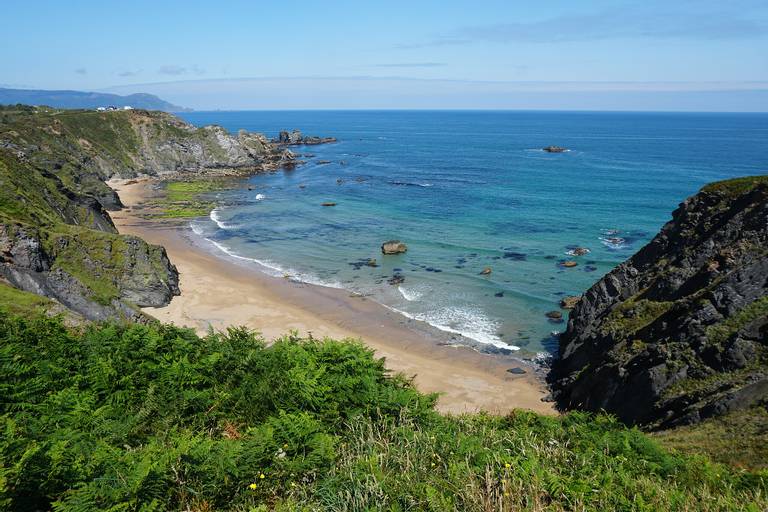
[
  {"left": 0, "top": 105, "right": 282, "bottom": 321},
  {"left": 0, "top": 311, "right": 765, "bottom": 511}
]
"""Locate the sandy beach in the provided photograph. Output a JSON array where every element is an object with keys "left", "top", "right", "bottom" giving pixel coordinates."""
[{"left": 108, "top": 178, "right": 554, "bottom": 415}]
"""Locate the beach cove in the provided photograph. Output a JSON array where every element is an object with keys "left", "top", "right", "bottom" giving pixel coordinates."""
[{"left": 109, "top": 178, "right": 554, "bottom": 415}]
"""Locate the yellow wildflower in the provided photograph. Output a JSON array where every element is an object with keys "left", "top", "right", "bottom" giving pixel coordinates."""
[
  {"left": 259, "top": 473, "right": 265, "bottom": 479},
  {"left": 248, "top": 483, "right": 257, "bottom": 490},
  {"left": 504, "top": 463, "right": 511, "bottom": 469}
]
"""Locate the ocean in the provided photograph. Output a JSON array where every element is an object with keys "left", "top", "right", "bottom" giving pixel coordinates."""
[{"left": 179, "top": 110, "right": 768, "bottom": 356}]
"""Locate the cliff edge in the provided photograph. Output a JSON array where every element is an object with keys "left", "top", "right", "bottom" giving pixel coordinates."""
[
  {"left": 550, "top": 176, "right": 768, "bottom": 428},
  {"left": 0, "top": 105, "right": 292, "bottom": 322}
]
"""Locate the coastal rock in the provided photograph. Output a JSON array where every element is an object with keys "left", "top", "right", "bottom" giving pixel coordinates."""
[
  {"left": 560, "top": 295, "right": 581, "bottom": 309},
  {"left": 276, "top": 129, "right": 337, "bottom": 146},
  {"left": 543, "top": 145, "right": 568, "bottom": 153},
  {"left": 382, "top": 240, "right": 407, "bottom": 255},
  {"left": 0, "top": 108, "right": 294, "bottom": 321},
  {"left": 0, "top": 223, "right": 179, "bottom": 322},
  {"left": 480, "top": 267, "right": 492, "bottom": 275},
  {"left": 549, "top": 176, "right": 768, "bottom": 429},
  {"left": 546, "top": 310, "right": 563, "bottom": 320},
  {"left": 321, "top": 202, "right": 337, "bottom": 207},
  {"left": 387, "top": 275, "right": 405, "bottom": 285},
  {"left": 561, "top": 261, "right": 578, "bottom": 268},
  {"left": 568, "top": 247, "right": 591, "bottom": 256}
]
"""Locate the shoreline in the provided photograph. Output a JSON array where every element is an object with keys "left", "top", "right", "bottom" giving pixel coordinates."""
[{"left": 108, "top": 178, "right": 555, "bottom": 415}]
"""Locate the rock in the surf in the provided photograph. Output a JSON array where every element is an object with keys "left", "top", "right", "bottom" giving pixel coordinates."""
[
  {"left": 382, "top": 240, "right": 408, "bottom": 254},
  {"left": 480, "top": 266, "right": 492, "bottom": 275},
  {"left": 543, "top": 145, "right": 568, "bottom": 153},
  {"left": 560, "top": 295, "right": 581, "bottom": 309}
]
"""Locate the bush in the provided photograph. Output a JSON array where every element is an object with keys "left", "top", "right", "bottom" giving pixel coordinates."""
[{"left": 0, "top": 312, "right": 765, "bottom": 511}]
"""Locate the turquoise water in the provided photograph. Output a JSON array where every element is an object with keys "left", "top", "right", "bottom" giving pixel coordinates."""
[{"left": 180, "top": 111, "right": 767, "bottom": 355}]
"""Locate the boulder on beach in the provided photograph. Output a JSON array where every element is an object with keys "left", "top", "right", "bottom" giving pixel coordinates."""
[
  {"left": 543, "top": 145, "right": 568, "bottom": 153},
  {"left": 560, "top": 295, "right": 581, "bottom": 309},
  {"left": 382, "top": 240, "right": 407, "bottom": 254},
  {"left": 480, "top": 267, "right": 492, "bottom": 275}
]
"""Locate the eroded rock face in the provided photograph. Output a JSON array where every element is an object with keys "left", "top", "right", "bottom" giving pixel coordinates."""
[
  {"left": 0, "top": 223, "right": 179, "bottom": 322},
  {"left": 549, "top": 177, "right": 768, "bottom": 429}
]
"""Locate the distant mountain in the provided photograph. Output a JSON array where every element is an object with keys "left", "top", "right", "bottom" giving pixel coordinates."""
[{"left": 0, "top": 87, "right": 189, "bottom": 112}]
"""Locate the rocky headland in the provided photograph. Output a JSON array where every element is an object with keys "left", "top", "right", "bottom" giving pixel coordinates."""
[
  {"left": 550, "top": 176, "right": 768, "bottom": 429},
  {"left": 0, "top": 105, "right": 296, "bottom": 321}
]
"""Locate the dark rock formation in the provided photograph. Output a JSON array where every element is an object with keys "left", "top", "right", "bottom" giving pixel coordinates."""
[
  {"left": 276, "top": 129, "right": 336, "bottom": 146},
  {"left": 550, "top": 176, "right": 768, "bottom": 429},
  {"left": 543, "top": 146, "right": 568, "bottom": 153},
  {"left": 0, "top": 224, "right": 179, "bottom": 322},
  {"left": 382, "top": 240, "right": 407, "bottom": 255}
]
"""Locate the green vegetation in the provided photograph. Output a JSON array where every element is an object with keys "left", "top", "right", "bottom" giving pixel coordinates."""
[
  {"left": 150, "top": 180, "right": 231, "bottom": 218},
  {"left": 707, "top": 296, "right": 768, "bottom": 345},
  {"left": 1, "top": 312, "right": 765, "bottom": 511},
  {"left": 0, "top": 282, "right": 55, "bottom": 315},
  {"left": 656, "top": 406, "right": 768, "bottom": 471},
  {"left": 701, "top": 175, "right": 768, "bottom": 197},
  {"left": 601, "top": 298, "right": 673, "bottom": 339}
]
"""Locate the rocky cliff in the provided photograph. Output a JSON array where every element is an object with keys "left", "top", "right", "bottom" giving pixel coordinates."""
[
  {"left": 0, "top": 105, "right": 293, "bottom": 321},
  {"left": 550, "top": 176, "right": 768, "bottom": 429}
]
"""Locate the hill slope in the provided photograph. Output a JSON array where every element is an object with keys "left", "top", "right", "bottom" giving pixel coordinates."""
[
  {"left": 0, "top": 312, "right": 765, "bottom": 511},
  {"left": 0, "top": 87, "right": 187, "bottom": 112},
  {"left": 551, "top": 176, "right": 768, "bottom": 429},
  {"left": 0, "top": 105, "right": 292, "bottom": 321}
]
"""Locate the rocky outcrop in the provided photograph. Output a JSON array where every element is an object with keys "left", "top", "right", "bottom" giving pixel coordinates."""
[
  {"left": 382, "top": 240, "right": 407, "bottom": 254},
  {"left": 0, "top": 223, "right": 178, "bottom": 322},
  {"left": 0, "top": 106, "right": 296, "bottom": 321},
  {"left": 276, "top": 129, "right": 337, "bottom": 146},
  {"left": 543, "top": 146, "right": 567, "bottom": 153},
  {"left": 550, "top": 176, "right": 768, "bottom": 429}
]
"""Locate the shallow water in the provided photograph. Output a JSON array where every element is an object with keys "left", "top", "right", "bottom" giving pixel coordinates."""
[{"left": 180, "top": 110, "right": 768, "bottom": 355}]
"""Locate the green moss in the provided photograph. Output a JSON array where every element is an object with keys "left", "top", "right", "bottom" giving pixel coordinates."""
[
  {"left": 700, "top": 175, "right": 768, "bottom": 197},
  {"left": 656, "top": 406, "right": 768, "bottom": 471},
  {"left": 707, "top": 296, "right": 768, "bottom": 345},
  {"left": 602, "top": 298, "right": 673, "bottom": 339},
  {"left": 663, "top": 361, "right": 765, "bottom": 401},
  {"left": 150, "top": 179, "right": 233, "bottom": 218}
]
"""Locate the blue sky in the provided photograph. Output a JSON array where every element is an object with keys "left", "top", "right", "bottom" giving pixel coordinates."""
[{"left": 2, "top": 0, "right": 768, "bottom": 110}]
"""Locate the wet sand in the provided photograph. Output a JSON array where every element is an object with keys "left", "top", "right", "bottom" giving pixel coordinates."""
[{"left": 108, "top": 178, "right": 555, "bottom": 415}]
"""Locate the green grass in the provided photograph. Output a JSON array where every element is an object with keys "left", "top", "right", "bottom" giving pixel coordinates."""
[
  {"left": 700, "top": 175, "right": 768, "bottom": 197},
  {"left": 0, "top": 312, "right": 765, "bottom": 511},
  {"left": 656, "top": 406, "right": 768, "bottom": 471},
  {"left": 150, "top": 179, "right": 232, "bottom": 218},
  {"left": 601, "top": 298, "right": 673, "bottom": 339},
  {"left": 707, "top": 296, "right": 768, "bottom": 345},
  {"left": 0, "top": 282, "right": 54, "bottom": 316}
]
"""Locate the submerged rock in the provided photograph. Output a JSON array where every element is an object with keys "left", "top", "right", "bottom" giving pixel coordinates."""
[
  {"left": 543, "top": 145, "right": 568, "bottom": 153},
  {"left": 480, "top": 267, "right": 492, "bottom": 275}
]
